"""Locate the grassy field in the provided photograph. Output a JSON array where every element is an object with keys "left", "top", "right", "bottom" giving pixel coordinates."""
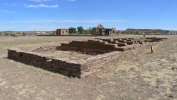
[{"left": 0, "top": 35, "right": 177, "bottom": 100}]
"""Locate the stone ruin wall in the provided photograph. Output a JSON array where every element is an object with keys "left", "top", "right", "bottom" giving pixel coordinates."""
[
  {"left": 8, "top": 49, "right": 82, "bottom": 77},
  {"left": 8, "top": 37, "right": 167, "bottom": 78},
  {"left": 57, "top": 37, "right": 165, "bottom": 55},
  {"left": 8, "top": 49, "right": 122, "bottom": 78}
]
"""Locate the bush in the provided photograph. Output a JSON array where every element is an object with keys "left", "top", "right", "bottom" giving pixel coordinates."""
[
  {"left": 4, "top": 32, "right": 9, "bottom": 36},
  {"left": 52, "top": 31, "right": 56, "bottom": 35}
]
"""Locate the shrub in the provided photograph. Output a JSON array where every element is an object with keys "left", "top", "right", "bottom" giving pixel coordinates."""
[{"left": 4, "top": 32, "right": 9, "bottom": 36}]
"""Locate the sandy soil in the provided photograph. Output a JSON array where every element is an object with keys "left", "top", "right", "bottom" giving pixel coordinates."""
[
  {"left": 0, "top": 35, "right": 176, "bottom": 100},
  {"left": 31, "top": 49, "right": 93, "bottom": 60}
]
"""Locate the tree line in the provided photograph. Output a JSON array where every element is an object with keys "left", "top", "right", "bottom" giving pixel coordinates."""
[{"left": 68, "top": 26, "right": 92, "bottom": 34}]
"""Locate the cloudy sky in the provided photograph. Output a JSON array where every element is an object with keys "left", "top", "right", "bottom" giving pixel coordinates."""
[{"left": 0, "top": 0, "right": 177, "bottom": 31}]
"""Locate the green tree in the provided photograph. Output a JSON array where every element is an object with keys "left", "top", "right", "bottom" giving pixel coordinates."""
[
  {"left": 84, "top": 27, "right": 92, "bottom": 34},
  {"left": 77, "top": 26, "right": 84, "bottom": 34},
  {"left": 69, "top": 27, "right": 76, "bottom": 34},
  {"left": 88, "top": 27, "right": 92, "bottom": 34},
  {"left": 165, "top": 31, "right": 169, "bottom": 35},
  {"left": 84, "top": 30, "right": 89, "bottom": 34}
]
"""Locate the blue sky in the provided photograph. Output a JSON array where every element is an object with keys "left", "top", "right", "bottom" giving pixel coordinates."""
[{"left": 0, "top": 0, "right": 177, "bottom": 31}]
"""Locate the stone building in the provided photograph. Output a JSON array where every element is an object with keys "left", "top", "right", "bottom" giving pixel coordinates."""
[
  {"left": 56, "top": 29, "right": 69, "bottom": 35},
  {"left": 91, "top": 24, "right": 116, "bottom": 36}
]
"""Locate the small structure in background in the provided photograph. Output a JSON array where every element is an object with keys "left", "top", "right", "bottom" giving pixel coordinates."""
[
  {"left": 10, "top": 32, "right": 21, "bottom": 37},
  {"left": 56, "top": 29, "right": 69, "bottom": 35},
  {"left": 91, "top": 24, "right": 116, "bottom": 36},
  {"left": 168, "top": 31, "right": 177, "bottom": 35}
]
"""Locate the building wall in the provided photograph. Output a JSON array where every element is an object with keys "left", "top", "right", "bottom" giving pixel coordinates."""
[
  {"left": 91, "top": 24, "right": 116, "bottom": 36},
  {"left": 110, "top": 28, "right": 116, "bottom": 35},
  {"left": 91, "top": 28, "right": 97, "bottom": 35},
  {"left": 56, "top": 29, "right": 60, "bottom": 35},
  {"left": 56, "top": 29, "right": 69, "bottom": 35}
]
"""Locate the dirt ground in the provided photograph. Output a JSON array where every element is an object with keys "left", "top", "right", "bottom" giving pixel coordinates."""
[
  {"left": 31, "top": 49, "right": 93, "bottom": 60},
  {"left": 0, "top": 35, "right": 177, "bottom": 100}
]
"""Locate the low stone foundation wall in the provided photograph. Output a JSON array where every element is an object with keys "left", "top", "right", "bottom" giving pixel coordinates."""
[
  {"left": 8, "top": 49, "right": 82, "bottom": 77},
  {"left": 57, "top": 40, "right": 119, "bottom": 54},
  {"left": 8, "top": 48, "right": 122, "bottom": 78},
  {"left": 57, "top": 37, "right": 166, "bottom": 54},
  {"left": 7, "top": 37, "right": 167, "bottom": 78},
  {"left": 7, "top": 43, "right": 158, "bottom": 78}
]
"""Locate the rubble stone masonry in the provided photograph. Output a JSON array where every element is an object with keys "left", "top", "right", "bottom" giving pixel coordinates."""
[{"left": 8, "top": 37, "right": 167, "bottom": 78}]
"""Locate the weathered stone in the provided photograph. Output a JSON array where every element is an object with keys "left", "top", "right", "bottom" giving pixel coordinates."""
[{"left": 7, "top": 37, "right": 167, "bottom": 78}]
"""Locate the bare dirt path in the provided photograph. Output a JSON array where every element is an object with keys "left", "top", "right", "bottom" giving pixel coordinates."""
[{"left": 0, "top": 35, "right": 176, "bottom": 100}]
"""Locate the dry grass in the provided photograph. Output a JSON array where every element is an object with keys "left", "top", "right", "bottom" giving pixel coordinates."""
[
  {"left": 0, "top": 35, "right": 177, "bottom": 100},
  {"left": 33, "top": 50, "right": 93, "bottom": 60}
]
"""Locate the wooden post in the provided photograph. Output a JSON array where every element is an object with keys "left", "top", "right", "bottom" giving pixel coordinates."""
[{"left": 151, "top": 46, "right": 154, "bottom": 53}]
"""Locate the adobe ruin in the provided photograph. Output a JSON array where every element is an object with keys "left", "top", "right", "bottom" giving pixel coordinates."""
[
  {"left": 8, "top": 37, "right": 167, "bottom": 78},
  {"left": 56, "top": 29, "right": 69, "bottom": 35},
  {"left": 91, "top": 24, "right": 116, "bottom": 36}
]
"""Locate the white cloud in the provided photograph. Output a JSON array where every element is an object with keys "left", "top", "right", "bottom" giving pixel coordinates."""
[
  {"left": 2, "top": 3, "right": 17, "bottom": 6},
  {"left": 8, "top": 19, "right": 129, "bottom": 23},
  {"left": 0, "top": 10, "right": 16, "bottom": 13},
  {"left": 25, "top": 4, "right": 58, "bottom": 8}
]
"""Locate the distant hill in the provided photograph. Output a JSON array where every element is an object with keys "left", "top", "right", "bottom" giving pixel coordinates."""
[{"left": 123, "top": 28, "right": 177, "bottom": 34}]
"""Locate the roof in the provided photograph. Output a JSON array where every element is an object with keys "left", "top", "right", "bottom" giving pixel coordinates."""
[{"left": 97, "top": 24, "right": 104, "bottom": 29}]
